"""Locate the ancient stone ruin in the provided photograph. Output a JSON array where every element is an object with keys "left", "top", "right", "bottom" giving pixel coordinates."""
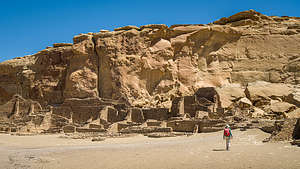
[{"left": 0, "top": 10, "right": 300, "bottom": 140}]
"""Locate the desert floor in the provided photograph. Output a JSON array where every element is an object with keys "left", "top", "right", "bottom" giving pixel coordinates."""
[{"left": 0, "top": 129, "right": 300, "bottom": 169}]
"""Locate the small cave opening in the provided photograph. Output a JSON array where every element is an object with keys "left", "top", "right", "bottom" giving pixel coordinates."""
[{"left": 194, "top": 87, "right": 218, "bottom": 103}]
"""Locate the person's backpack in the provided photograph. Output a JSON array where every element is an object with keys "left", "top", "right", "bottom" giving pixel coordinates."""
[{"left": 224, "top": 128, "right": 230, "bottom": 137}]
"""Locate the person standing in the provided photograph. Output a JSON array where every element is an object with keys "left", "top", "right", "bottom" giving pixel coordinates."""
[{"left": 223, "top": 124, "right": 233, "bottom": 151}]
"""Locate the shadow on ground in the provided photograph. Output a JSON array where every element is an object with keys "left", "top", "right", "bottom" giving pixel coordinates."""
[{"left": 212, "top": 148, "right": 227, "bottom": 151}]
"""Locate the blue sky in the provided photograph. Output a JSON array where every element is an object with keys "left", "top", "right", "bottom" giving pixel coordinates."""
[{"left": 0, "top": 0, "right": 299, "bottom": 62}]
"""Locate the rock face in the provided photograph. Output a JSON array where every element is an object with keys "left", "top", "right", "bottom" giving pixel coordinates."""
[
  {"left": 293, "top": 119, "right": 300, "bottom": 140},
  {"left": 0, "top": 10, "right": 300, "bottom": 134},
  {"left": 267, "top": 119, "right": 298, "bottom": 141}
]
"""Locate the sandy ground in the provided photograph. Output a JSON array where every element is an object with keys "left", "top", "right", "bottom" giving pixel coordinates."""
[{"left": 0, "top": 129, "right": 300, "bottom": 169}]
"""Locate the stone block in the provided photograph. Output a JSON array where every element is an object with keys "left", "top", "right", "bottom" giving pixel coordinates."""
[
  {"left": 170, "top": 97, "right": 184, "bottom": 117},
  {"left": 146, "top": 120, "right": 162, "bottom": 127},
  {"left": 127, "top": 108, "right": 144, "bottom": 123},
  {"left": 142, "top": 108, "right": 169, "bottom": 121},
  {"left": 63, "top": 125, "right": 75, "bottom": 133},
  {"left": 167, "top": 120, "right": 201, "bottom": 132},
  {"left": 89, "top": 124, "right": 103, "bottom": 129},
  {"left": 100, "top": 106, "right": 119, "bottom": 123}
]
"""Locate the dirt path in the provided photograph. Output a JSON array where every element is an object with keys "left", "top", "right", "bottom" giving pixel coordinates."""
[{"left": 0, "top": 129, "right": 300, "bottom": 169}]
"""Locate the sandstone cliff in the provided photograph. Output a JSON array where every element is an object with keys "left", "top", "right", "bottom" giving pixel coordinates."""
[{"left": 0, "top": 10, "right": 300, "bottom": 135}]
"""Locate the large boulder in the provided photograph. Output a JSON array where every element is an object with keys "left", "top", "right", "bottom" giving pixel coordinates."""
[
  {"left": 215, "top": 85, "right": 246, "bottom": 108},
  {"left": 245, "top": 82, "right": 293, "bottom": 107},
  {"left": 251, "top": 107, "right": 267, "bottom": 118},
  {"left": 286, "top": 89, "right": 300, "bottom": 107},
  {"left": 270, "top": 102, "right": 296, "bottom": 114},
  {"left": 236, "top": 97, "right": 252, "bottom": 110}
]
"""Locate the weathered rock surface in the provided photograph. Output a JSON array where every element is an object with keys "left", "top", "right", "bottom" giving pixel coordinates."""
[
  {"left": 270, "top": 102, "right": 296, "bottom": 114},
  {"left": 267, "top": 119, "right": 299, "bottom": 142},
  {"left": 245, "top": 82, "right": 293, "bottom": 107},
  {"left": 0, "top": 10, "right": 300, "bottom": 135},
  {"left": 1, "top": 10, "right": 300, "bottom": 108},
  {"left": 287, "top": 108, "right": 300, "bottom": 119}
]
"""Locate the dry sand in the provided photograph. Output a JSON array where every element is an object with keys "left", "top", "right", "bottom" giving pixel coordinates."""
[{"left": 0, "top": 129, "right": 300, "bottom": 169}]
